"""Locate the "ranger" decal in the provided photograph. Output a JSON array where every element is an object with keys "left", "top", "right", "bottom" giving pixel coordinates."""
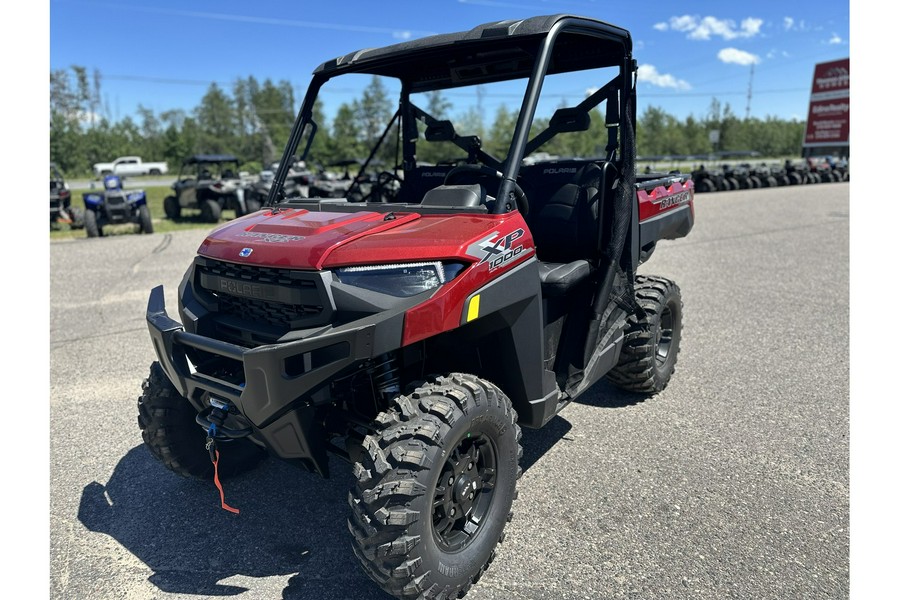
[{"left": 651, "top": 190, "right": 691, "bottom": 210}]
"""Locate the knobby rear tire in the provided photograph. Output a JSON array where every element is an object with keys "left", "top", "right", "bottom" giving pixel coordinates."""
[{"left": 607, "top": 275, "right": 683, "bottom": 394}]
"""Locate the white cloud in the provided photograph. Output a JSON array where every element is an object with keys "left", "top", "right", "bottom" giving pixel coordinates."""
[
  {"left": 637, "top": 64, "right": 692, "bottom": 90},
  {"left": 393, "top": 30, "right": 412, "bottom": 40},
  {"left": 718, "top": 48, "right": 761, "bottom": 66},
  {"left": 740, "top": 17, "right": 764, "bottom": 37},
  {"left": 828, "top": 33, "right": 843, "bottom": 44},
  {"left": 658, "top": 14, "right": 763, "bottom": 41},
  {"left": 766, "top": 49, "right": 791, "bottom": 59},
  {"left": 670, "top": 15, "right": 698, "bottom": 32},
  {"left": 784, "top": 18, "right": 812, "bottom": 33}
]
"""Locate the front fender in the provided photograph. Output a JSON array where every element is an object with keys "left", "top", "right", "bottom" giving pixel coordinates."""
[
  {"left": 83, "top": 193, "right": 103, "bottom": 208},
  {"left": 127, "top": 190, "right": 147, "bottom": 206}
]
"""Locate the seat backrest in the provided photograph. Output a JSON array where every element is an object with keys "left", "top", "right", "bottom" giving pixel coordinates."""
[
  {"left": 395, "top": 165, "right": 455, "bottom": 204},
  {"left": 523, "top": 161, "right": 611, "bottom": 264},
  {"left": 420, "top": 184, "right": 486, "bottom": 208}
]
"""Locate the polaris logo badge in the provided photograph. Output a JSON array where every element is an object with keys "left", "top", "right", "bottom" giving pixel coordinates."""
[
  {"left": 239, "top": 248, "right": 253, "bottom": 257},
  {"left": 543, "top": 167, "right": 577, "bottom": 174},
  {"left": 470, "top": 228, "right": 531, "bottom": 271},
  {"left": 218, "top": 278, "right": 276, "bottom": 301}
]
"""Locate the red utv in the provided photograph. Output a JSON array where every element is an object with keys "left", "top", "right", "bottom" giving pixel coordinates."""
[{"left": 140, "top": 14, "right": 694, "bottom": 600}]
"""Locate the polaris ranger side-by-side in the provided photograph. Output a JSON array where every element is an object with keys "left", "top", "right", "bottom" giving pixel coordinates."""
[
  {"left": 164, "top": 155, "right": 260, "bottom": 223},
  {"left": 140, "top": 15, "right": 694, "bottom": 600}
]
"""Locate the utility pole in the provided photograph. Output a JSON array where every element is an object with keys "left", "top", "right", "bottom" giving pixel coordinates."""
[{"left": 745, "top": 63, "right": 754, "bottom": 119}]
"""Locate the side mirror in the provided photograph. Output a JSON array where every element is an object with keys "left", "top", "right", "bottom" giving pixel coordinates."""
[
  {"left": 424, "top": 120, "right": 456, "bottom": 142},
  {"left": 549, "top": 107, "right": 590, "bottom": 133}
]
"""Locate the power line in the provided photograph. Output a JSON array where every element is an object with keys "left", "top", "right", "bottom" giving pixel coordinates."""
[
  {"left": 104, "top": 74, "right": 221, "bottom": 86},
  {"left": 100, "top": 73, "right": 808, "bottom": 99}
]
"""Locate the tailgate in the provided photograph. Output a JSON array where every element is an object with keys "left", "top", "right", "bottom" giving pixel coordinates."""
[{"left": 636, "top": 175, "right": 694, "bottom": 245}]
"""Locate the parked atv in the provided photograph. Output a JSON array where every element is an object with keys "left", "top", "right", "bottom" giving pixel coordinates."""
[
  {"left": 746, "top": 163, "right": 779, "bottom": 188},
  {"left": 140, "top": 14, "right": 694, "bottom": 600},
  {"left": 82, "top": 174, "right": 153, "bottom": 237},
  {"left": 303, "top": 159, "right": 367, "bottom": 200},
  {"left": 690, "top": 164, "right": 719, "bottom": 193},
  {"left": 164, "top": 155, "right": 260, "bottom": 223},
  {"left": 50, "top": 163, "right": 84, "bottom": 229},
  {"left": 245, "top": 159, "right": 313, "bottom": 206}
]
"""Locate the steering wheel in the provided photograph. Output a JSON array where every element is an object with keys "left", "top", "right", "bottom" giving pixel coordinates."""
[
  {"left": 376, "top": 170, "right": 403, "bottom": 202},
  {"left": 358, "top": 171, "right": 402, "bottom": 203},
  {"left": 443, "top": 164, "right": 529, "bottom": 215}
]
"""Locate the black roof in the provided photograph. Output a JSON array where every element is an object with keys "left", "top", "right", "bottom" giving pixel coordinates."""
[
  {"left": 182, "top": 154, "right": 240, "bottom": 165},
  {"left": 313, "top": 14, "right": 632, "bottom": 92}
]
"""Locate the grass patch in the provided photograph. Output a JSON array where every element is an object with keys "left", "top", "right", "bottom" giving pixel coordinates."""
[{"left": 49, "top": 185, "right": 243, "bottom": 240}]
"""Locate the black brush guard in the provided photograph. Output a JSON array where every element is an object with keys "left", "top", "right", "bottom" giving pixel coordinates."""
[{"left": 146, "top": 285, "right": 384, "bottom": 476}]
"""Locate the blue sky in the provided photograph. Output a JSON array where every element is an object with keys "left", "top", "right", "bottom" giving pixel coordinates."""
[{"left": 48, "top": 0, "right": 849, "bottom": 124}]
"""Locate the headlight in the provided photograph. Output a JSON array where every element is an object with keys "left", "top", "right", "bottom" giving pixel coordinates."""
[{"left": 335, "top": 262, "right": 463, "bottom": 297}]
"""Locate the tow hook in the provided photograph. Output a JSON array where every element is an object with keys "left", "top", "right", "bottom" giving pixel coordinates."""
[
  {"left": 196, "top": 397, "right": 252, "bottom": 442},
  {"left": 196, "top": 397, "right": 248, "bottom": 514}
]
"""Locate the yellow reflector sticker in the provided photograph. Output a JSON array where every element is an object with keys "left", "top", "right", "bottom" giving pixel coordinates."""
[{"left": 467, "top": 295, "right": 481, "bottom": 322}]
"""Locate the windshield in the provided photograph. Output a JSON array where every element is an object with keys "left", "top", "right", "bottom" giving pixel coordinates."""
[
  {"left": 183, "top": 161, "right": 240, "bottom": 180},
  {"left": 300, "top": 74, "right": 529, "bottom": 178},
  {"left": 274, "top": 31, "right": 627, "bottom": 210}
]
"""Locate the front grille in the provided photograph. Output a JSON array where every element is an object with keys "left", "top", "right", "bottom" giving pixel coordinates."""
[
  {"left": 195, "top": 257, "right": 331, "bottom": 333},
  {"left": 105, "top": 194, "right": 126, "bottom": 207}
]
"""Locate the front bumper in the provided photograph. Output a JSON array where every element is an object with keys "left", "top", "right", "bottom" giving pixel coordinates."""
[{"left": 146, "top": 285, "right": 385, "bottom": 475}]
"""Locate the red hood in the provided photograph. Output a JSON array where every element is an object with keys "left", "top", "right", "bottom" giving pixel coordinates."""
[
  {"left": 197, "top": 208, "right": 421, "bottom": 269},
  {"left": 198, "top": 207, "right": 527, "bottom": 270}
]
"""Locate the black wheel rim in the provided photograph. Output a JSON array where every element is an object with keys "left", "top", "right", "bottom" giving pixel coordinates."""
[
  {"left": 432, "top": 432, "right": 498, "bottom": 552},
  {"left": 655, "top": 303, "right": 675, "bottom": 367}
]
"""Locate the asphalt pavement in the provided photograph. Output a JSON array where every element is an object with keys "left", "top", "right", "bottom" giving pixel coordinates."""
[{"left": 49, "top": 183, "right": 849, "bottom": 599}]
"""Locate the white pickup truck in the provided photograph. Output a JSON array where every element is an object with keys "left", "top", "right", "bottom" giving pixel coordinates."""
[{"left": 92, "top": 156, "right": 169, "bottom": 178}]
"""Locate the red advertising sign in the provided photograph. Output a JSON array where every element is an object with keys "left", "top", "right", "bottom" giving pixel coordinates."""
[
  {"left": 810, "top": 58, "right": 850, "bottom": 96},
  {"left": 804, "top": 98, "right": 849, "bottom": 145},
  {"left": 803, "top": 58, "right": 849, "bottom": 148}
]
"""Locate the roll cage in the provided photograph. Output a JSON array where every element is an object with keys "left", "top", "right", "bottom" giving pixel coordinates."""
[{"left": 267, "top": 14, "right": 636, "bottom": 214}]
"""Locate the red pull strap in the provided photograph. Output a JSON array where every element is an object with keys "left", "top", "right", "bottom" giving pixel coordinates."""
[{"left": 212, "top": 450, "right": 240, "bottom": 514}]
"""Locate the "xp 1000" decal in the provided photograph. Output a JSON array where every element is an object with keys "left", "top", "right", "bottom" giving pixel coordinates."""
[{"left": 466, "top": 228, "right": 533, "bottom": 271}]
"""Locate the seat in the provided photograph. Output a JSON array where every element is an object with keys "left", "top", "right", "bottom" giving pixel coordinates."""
[
  {"left": 526, "top": 162, "right": 610, "bottom": 296},
  {"left": 395, "top": 165, "right": 454, "bottom": 204},
  {"left": 420, "top": 184, "right": 486, "bottom": 208},
  {"left": 538, "top": 260, "right": 592, "bottom": 297}
]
